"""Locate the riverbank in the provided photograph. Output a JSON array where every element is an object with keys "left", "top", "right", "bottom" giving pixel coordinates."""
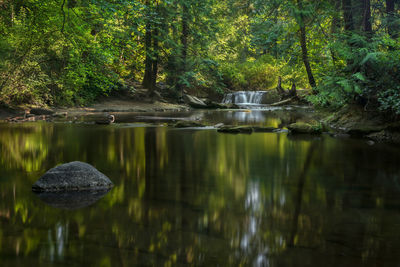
[
  {"left": 321, "top": 105, "right": 400, "bottom": 143},
  {"left": 1, "top": 93, "right": 399, "bottom": 144},
  {"left": 0, "top": 97, "right": 189, "bottom": 121}
]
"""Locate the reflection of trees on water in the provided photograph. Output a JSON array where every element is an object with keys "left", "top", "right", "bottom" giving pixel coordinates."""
[
  {"left": 0, "top": 123, "right": 400, "bottom": 265},
  {"left": 45, "top": 222, "right": 68, "bottom": 262},
  {"left": 195, "top": 109, "right": 308, "bottom": 127},
  {"left": 288, "top": 143, "right": 316, "bottom": 247}
]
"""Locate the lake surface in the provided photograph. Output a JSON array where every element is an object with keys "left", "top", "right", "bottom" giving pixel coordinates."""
[{"left": 1, "top": 110, "right": 400, "bottom": 266}]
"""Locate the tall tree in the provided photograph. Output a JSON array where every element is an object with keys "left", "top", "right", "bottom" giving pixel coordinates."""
[
  {"left": 342, "top": 0, "right": 354, "bottom": 31},
  {"left": 386, "top": 0, "right": 398, "bottom": 39},
  {"left": 296, "top": 0, "right": 317, "bottom": 90},
  {"left": 142, "top": 0, "right": 155, "bottom": 92},
  {"left": 363, "top": 0, "right": 372, "bottom": 35},
  {"left": 330, "top": 0, "right": 342, "bottom": 65},
  {"left": 172, "top": 0, "right": 190, "bottom": 96},
  {"left": 180, "top": 1, "right": 189, "bottom": 79}
]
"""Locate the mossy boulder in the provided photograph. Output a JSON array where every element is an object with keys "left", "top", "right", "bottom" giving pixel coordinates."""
[
  {"left": 217, "top": 125, "right": 281, "bottom": 134},
  {"left": 204, "top": 100, "right": 228, "bottom": 109},
  {"left": 287, "top": 122, "right": 322, "bottom": 134},
  {"left": 252, "top": 126, "right": 280, "bottom": 133},
  {"left": 173, "top": 121, "right": 206, "bottom": 128},
  {"left": 217, "top": 125, "right": 253, "bottom": 134}
]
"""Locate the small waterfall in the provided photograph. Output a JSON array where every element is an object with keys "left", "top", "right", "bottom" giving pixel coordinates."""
[{"left": 222, "top": 91, "right": 267, "bottom": 105}]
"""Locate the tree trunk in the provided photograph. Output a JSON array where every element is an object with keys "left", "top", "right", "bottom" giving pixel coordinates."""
[
  {"left": 151, "top": 27, "right": 159, "bottom": 91},
  {"left": 297, "top": 0, "right": 317, "bottom": 91},
  {"left": 273, "top": 13, "right": 278, "bottom": 59},
  {"left": 363, "top": 0, "right": 372, "bottom": 35},
  {"left": 11, "top": 3, "right": 15, "bottom": 26},
  {"left": 142, "top": 0, "right": 153, "bottom": 91},
  {"left": 386, "top": 0, "right": 398, "bottom": 39},
  {"left": 276, "top": 76, "right": 285, "bottom": 95},
  {"left": 289, "top": 83, "right": 297, "bottom": 97},
  {"left": 342, "top": 0, "right": 355, "bottom": 68},
  {"left": 352, "top": 0, "right": 365, "bottom": 32},
  {"left": 342, "top": 0, "right": 354, "bottom": 31},
  {"left": 330, "top": 0, "right": 341, "bottom": 65},
  {"left": 177, "top": 2, "right": 189, "bottom": 96},
  {"left": 181, "top": 3, "right": 188, "bottom": 73},
  {"left": 331, "top": 0, "right": 341, "bottom": 33}
]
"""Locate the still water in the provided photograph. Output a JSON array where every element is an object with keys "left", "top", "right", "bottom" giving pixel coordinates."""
[{"left": 0, "top": 110, "right": 400, "bottom": 266}]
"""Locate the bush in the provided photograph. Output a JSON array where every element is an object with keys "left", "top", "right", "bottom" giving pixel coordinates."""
[
  {"left": 378, "top": 87, "right": 400, "bottom": 115},
  {"left": 219, "top": 55, "right": 309, "bottom": 92},
  {"left": 310, "top": 33, "right": 400, "bottom": 114},
  {"left": 220, "top": 56, "right": 278, "bottom": 91}
]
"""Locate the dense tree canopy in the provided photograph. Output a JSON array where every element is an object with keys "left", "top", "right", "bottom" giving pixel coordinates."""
[{"left": 0, "top": 0, "right": 399, "bottom": 114}]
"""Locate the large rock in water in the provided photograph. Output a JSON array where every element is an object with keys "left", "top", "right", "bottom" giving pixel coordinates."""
[{"left": 32, "top": 161, "right": 113, "bottom": 192}]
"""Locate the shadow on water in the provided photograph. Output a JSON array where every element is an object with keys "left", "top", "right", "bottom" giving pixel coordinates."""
[{"left": 0, "top": 112, "right": 400, "bottom": 266}]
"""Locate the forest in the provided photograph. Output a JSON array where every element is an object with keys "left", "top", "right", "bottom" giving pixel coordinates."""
[
  {"left": 0, "top": 0, "right": 399, "bottom": 116},
  {"left": 2, "top": 1, "right": 400, "bottom": 266}
]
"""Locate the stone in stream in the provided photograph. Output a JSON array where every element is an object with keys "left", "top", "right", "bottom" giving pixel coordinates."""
[
  {"left": 204, "top": 100, "right": 229, "bottom": 109},
  {"left": 252, "top": 126, "right": 280, "bottom": 133},
  {"left": 95, "top": 114, "right": 115, "bottom": 125},
  {"left": 217, "top": 125, "right": 254, "bottom": 134},
  {"left": 287, "top": 122, "right": 322, "bottom": 134},
  {"left": 214, "top": 123, "right": 224, "bottom": 128},
  {"left": 32, "top": 161, "right": 114, "bottom": 192},
  {"left": 173, "top": 120, "right": 206, "bottom": 128},
  {"left": 217, "top": 125, "right": 281, "bottom": 134}
]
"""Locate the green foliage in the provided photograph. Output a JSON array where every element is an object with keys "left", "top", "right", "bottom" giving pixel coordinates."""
[
  {"left": 311, "top": 33, "right": 400, "bottom": 113},
  {"left": 0, "top": 0, "right": 128, "bottom": 106},
  {"left": 0, "top": 0, "right": 400, "bottom": 116},
  {"left": 219, "top": 55, "right": 309, "bottom": 92},
  {"left": 220, "top": 56, "right": 278, "bottom": 91},
  {"left": 378, "top": 87, "right": 400, "bottom": 115}
]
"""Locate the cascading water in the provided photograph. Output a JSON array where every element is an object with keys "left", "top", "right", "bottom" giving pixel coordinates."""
[{"left": 222, "top": 91, "right": 267, "bottom": 105}]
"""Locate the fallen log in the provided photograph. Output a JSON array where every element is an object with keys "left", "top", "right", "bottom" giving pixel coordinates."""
[{"left": 270, "top": 97, "right": 297, "bottom": 106}]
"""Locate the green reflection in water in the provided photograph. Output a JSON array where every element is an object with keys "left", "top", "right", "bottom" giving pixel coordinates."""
[{"left": 0, "top": 121, "right": 400, "bottom": 266}]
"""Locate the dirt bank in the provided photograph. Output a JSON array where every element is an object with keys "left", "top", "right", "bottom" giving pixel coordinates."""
[
  {"left": 54, "top": 99, "right": 189, "bottom": 116},
  {"left": 0, "top": 98, "right": 189, "bottom": 121}
]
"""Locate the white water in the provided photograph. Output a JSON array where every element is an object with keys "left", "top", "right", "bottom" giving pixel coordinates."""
[{"left": 222, "top": 91, "right": 267, "bottom": 105}]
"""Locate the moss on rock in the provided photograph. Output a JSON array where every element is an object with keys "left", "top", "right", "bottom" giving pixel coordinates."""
[{"left": 287, "top": 122, "right": 322, "bottom": 134}]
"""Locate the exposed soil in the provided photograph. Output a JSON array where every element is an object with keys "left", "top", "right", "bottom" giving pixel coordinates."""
[
  {"left": 54, "top": 98, "right": 189, "bottom": 116},
  {"left": 0, "top": 97, "right": 189, "bottom": 121}
]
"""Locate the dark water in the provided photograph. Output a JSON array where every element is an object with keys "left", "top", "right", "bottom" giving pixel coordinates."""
[{"left": 1, "top": 110, "right": 400, "bottom": 266}]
